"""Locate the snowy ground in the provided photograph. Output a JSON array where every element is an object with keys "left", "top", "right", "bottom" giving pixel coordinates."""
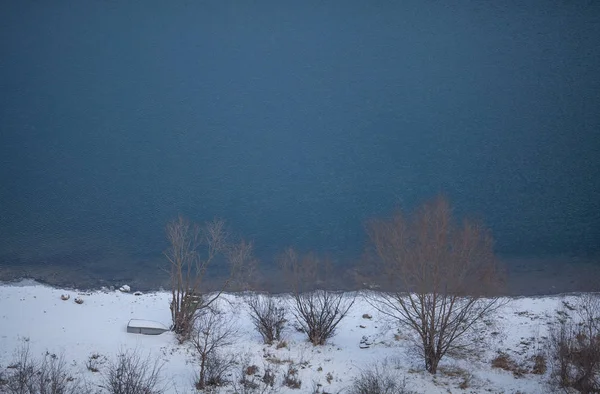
[{"left": 0, "top": 280, "right": 584, "bottom": 393}]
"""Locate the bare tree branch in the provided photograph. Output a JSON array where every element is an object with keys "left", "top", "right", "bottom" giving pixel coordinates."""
[
  {"left": 246, "top": 294, "right": 287, "bottom": 345},
  {"left": 191, "top": 307, "right": 238, "bottom": 390},
  {"left": 103, "top": 348, "right": 165, "bottom": 394},
  {"left": 165, "top": 216, "right": 251, "bottom": 341},
  {"left": 280, "top": 249, "right": 355, "bottom": 346},
  {"left": 548, "top": 295, "right": 600, "bottom": 393},
  {"left": 365, "top": 195, "right": 506, "bottom": 374}
]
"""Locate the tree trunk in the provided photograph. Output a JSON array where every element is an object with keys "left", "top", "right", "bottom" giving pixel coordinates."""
[
  {"left": 198, "top": 354, "right": 207, "bottom": 389},
  {"left": 424, "top": 342, "right": 439, "bottom": 374}
]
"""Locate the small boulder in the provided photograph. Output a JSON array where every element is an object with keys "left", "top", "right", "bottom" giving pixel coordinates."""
[
  {"left": 119, "top": 285, "right": 131, "bottom": 293},
  {"left": 60, "top": 294, "right": 70, "bottom": 301},
  {"left": 133, "top": 291, "right": 143, "bottom": 296},
  {"left": 74, "top": 297, "right": 84, "bottom": 304}
]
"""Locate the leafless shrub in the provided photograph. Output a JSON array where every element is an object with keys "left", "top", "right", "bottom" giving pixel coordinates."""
[
  {"left": 348, "top": 362, "right": 412, "bottom": 394},
  {"left": 37, "top": 352, "right": 79, "bottom": 394},
  {"left": 203, "top": 352, "right": 236, "bottom": 389},
  {"left": 85, "top": 353, "right": 106, "bottom": 373},
  {"left": 246, "top": 294, "right": 287, "bottom": 345},
  {"left": 292, "top": 289, "right": 354, "bottom": 346},
  {"left": 231, "top": 358, "right": 277, "bottom": 394},
  {"left": 531, "top": 354, "right": 547, "bottom": 375},
  {"left": 261, "top": 366, "right": 276, "bottom": 388},
  {"left": 191, "top": 307, "right": 238, "bottom": 390},
  {"left": 280, "top": 248, "right": 355, "bottom": 346},
  {"left": 365, "top": 196, "right": 506, "bottom": 374},
  {"left": 547, "top": 294, "right": 600, "bottom": 394},
  {"left": 2, "top": 341, "right": 80, "bottom": 394},
  {"left": 3, "top": 340, "right": 37, "bottom": 394},
  {"left": 103, "top": 349, "right": 164, "bottom": 394},
  {"left": 232, "top": 372, "right": 260, "bottom": 394},
  {"left": 165, "top": 216, "right": 252, "bottom": 342},
  {"left": 282, "top": 364, "right": 301, "bottom": 389}
]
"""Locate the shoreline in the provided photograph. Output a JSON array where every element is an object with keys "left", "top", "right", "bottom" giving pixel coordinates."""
[
  {"left": 1, "top": 248, "right": 598, "bottom": 296},
  {"left": 1, "top": 255, "right": 599, "bottom": 297}
]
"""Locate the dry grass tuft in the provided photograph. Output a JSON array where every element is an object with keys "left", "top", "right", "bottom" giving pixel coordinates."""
[{"left": 491, "top": 352, "right": 527, "bottom": 378}]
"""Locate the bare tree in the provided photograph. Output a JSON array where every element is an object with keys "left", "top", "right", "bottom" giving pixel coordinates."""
[
  {"left": 280, "top": 248, "right": 355, "bottom": 346},
  {"left": 191, "top": 307, "right": 238, "bottom": 390},
  {"left": 165, "top": 216, "right": 252, "bottom": 341},
  {"left": 366, "top": 196, "right": 505, "bottom": 374},
  {"left": 246, "top": 294, "right": 287, "bottom": 345}
]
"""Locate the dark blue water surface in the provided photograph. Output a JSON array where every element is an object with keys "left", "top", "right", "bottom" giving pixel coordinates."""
[{"left": 1, "top": 1, "right": 599, "bottom": 288}]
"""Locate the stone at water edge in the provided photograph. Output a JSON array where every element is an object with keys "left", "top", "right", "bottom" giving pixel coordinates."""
[
  {"left": 133, "top": 291, "right": 143, "bottom": 296},
  {"left": 119, "top": 285, "right": 131, "bottom": 293}
]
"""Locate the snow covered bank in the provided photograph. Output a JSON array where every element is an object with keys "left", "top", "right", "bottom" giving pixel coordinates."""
[{"left": 0, "top": 280, "right": 582, "bottom": 393}]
